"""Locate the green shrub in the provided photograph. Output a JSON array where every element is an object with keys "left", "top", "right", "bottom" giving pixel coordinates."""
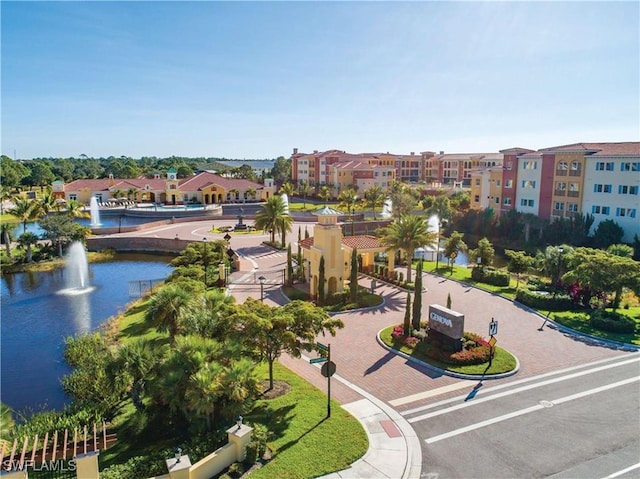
[
  {"left": 515, "top": 288, "right": 573, "bottom": 311},
  {"left": 244, "top": 423, "right": 268, "bottom": 464},
  {"left": 471, "top": 267, "right": 509, "bottom": 286},
  {"left": 589, "top": 310, "right": 636, "bottom": 334}
]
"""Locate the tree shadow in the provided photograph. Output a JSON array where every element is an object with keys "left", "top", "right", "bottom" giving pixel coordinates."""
[
  {"left": 270, "top": 416, "right": 328, "bottom": 458},
  {"left": 364, "top": 350, "right": 396, "bottom": 375}
]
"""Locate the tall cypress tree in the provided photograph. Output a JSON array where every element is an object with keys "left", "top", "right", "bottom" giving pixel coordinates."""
[
  {"left": 412, "top": 260, "right": 423, "bottom": 330},
  {"left": 350, "top": 248, "right": 358, "bottom": 303},
  {"left": 286, "top": 244, "right": 293, "bottom": 286},
  {"left": 404, "top": 292, "right": 412, "bottom": 336},
  {"left": 318, "top": 256, "right": 326, "bottom": 305}
]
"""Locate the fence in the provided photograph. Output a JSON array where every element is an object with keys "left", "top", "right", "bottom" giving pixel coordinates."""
[{"left": 128, "top": 279, "right": 165, "bottom": 297}]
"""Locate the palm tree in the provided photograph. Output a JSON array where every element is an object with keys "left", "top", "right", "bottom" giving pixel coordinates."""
[
  {"left": 245, "top": 187, "right": 256, "bottom": 202},
  {"left": 0, "top": 402, "right": 15, "bottom": 449},
  {"left": 255, "top": 196, "right": 291, "bottom": 245},
  {"left": 38, "top": 188, "right": 56, "bottom": 215},
  {"left": 362, "top": 185, "right": 386, "bottom": 220},
  {"left": 0, "top": 185, "right": 13, "bottom": 214},
  {"left": 379, "top": 214, "right": 437, "bottom": 283},
  {"left": 127, "top": 187, "right": 138, "bottom": 203},
  {"left": 17, "top": 232, "right": 39, "bottom": 262},
  {"left": 1, "top": 223, "right": 15, "bottom": 258},
  {"left": 279, "top": 182, "right": 295, "bottom": 197},
  {"left": 338, "top": 187, "right": 359, "bottom": 236},
  {"left": 228, "top": 188, "right": 239, "bottom": 203},
  {"left": 319, "top": 185, "right": 331, "bottom": 205},
  {"left": 8, "top": 196, "right": 40, "bottom": 233},
  {"left": 112, "top": 339, "right": 155, "bottom": 411},
  {"left": 298, "top": 181, "right": 311, "bottom": 209},
  {"left": 145, "top": 283, "right": 193, "bottom": 345},
  {"left": 64, "top": 199, "right": 90, "bottom": 219}
]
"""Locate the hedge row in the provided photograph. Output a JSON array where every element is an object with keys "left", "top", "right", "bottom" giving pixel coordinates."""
[
  {"left": 515, "top": 288, "right": 574, "bottom": 311},
  {"left": 470, "top": 267, "right": 510, "bottom": 286}
]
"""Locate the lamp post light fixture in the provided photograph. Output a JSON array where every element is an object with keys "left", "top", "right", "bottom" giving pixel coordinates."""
[
  {"left": 258, "top": 275, "right": 266, "bottom": 302},
  {"left": 174, "top": 447, "right": 182, "bottom": 463}
]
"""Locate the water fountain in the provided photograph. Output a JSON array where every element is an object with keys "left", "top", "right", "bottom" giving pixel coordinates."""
[
  {"left": 281, "top": 193, "right": 290, "bottom": 214},
  {"left": 59, "top": 241, "right": 94, "bottom": 295},
  {"left": 90, "top": 196, "right": 101, "bottom": 227},
  {"left": 380, "top": 199, "right": 393, "bottom": 219}
]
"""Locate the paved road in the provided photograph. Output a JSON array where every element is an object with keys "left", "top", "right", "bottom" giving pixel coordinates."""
[{"left": 406, "top": 354, "right": 640, "bottom": 478}]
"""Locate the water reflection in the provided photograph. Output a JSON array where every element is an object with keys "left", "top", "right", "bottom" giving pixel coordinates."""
[{"left": 66, "top": 290, "right": 92, "bottom": 333}]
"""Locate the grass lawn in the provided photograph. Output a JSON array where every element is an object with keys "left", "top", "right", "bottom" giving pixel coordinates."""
[
  {"left": 245, "top": 363, "right": 368, "bottom": 479},
  {"left": 549, "top": 308, "right": 640, "bottom": 346},
  {"left": 104, "top": 294, "right": 368, "bottom": 478},
  {"left": 380, "top": 325, "right": 517, "bottom": 375}
]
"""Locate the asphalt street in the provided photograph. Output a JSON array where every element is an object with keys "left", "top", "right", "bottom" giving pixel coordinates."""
[{"left": 405, "top": 354, "right": 640, "bottom": 479}]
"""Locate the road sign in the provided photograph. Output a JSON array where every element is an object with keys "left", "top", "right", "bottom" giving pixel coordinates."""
[
  {"left": 316, "top": 342, "right": 329, "bottom": 352},
  {"left": 489, "top": 319, "right": 498, "bottom": 337},
  {"left": 488, "top": 336, "right": 497, "bottom": 348},
  {"left": 310, "top": 357, "right": 328, "bottom": 364},
  {"left": 321, "top": 361, "right": 337, "bottom": 378}
]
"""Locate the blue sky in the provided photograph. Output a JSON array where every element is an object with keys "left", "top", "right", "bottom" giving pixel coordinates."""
[{"left": 2, "top": 1, "right": 638, "bottom": 160}]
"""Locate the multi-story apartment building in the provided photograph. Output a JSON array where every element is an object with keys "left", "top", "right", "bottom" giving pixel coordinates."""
[
  {"left": 470, "top": 142, "right": 639, "bottom": 242},
  {"left": 424, "top": 151, "right": 503, "bottom": 187},
  {"left": 470, "top": 167, "right": 503, "bottom": 211},
  {"left": 328, "top": 160, "right": 396, "bottom": 192}
]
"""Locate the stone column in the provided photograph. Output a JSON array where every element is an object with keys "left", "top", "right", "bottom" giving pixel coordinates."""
[
  {"left": 74, "top": 451, "right": 99, "bottom": 479},
  {"left": 165, "top": 454, "right": 191, "bottom": 479},
  {"left": 226, "top": 424, "right": 253, "bottom": 462}
]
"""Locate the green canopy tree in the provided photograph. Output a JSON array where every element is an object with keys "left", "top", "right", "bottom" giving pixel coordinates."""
[
  {"left": 380, "top": 215, "right": 437, "bottom": 283},
  {"left": 270, "top": 156, "right": 291, "bottom": 185},
  {"left": 318, "top": 256, "right": 326, "bottom": 305},
  {"left": 232, "top": 298, "right": 343, "bottom": 389},
  {"left": 442, "top": 231, "right": 467, "bottom": 274},
  {"left": 469, "top": 237, "right": 495, "bottom": 270},
  {"left": 563, "top": 247, "right": 640, "bottom": 309},
  {"left": 504, "top": 249, "right": 535, "bottom": 289}
]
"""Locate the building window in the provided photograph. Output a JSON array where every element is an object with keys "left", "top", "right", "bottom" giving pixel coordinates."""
[
  {"left": 557, "top": 182, "right": 567, "bottom": 190},
  {"left": 474, "top": 195, "right": 480, "bottom": 203},
  {"left": 475, "top": 179, "right": 480, "bottom": 186},
  {"left": 495, "top": 197, "right": 500, "bottom": 204},
  {"left": 523, "top": 161, "right": 537, "bottom": 170},
  {"left": 569, "top": 183, "right": 579, "bottom": 192},
  {"left": 520, "top": 199, "right": 534, "bottom": 207},
  {"left": 69, "top": 194, "right": 77, "bottom": 201},
  {"left": 503, "top": 197, "right": 512, "bottom": 205},
  {"left": 571, "top": 162, "right": 581, "bottom": 171},
  {"left": 631, "top": 186, "right": 639, "bottom": 195},
  {"left": 554, "top": 202, "right": 564, "bottom": 211},
  {"left": 619, "top": 185, "right": 628, "bottom": 194},
  {"left": 567, "top": 203, "right": 578, "bottom": 213},
  {"left": 616, "top": 208, "right": 637, "bottom": 218},
  {"left": 558, "top": 161, "right": 568, "bottom": 170},
  {"left": 505, "top": 179, "right": 513, "bottom": 188},
  {"left": 522, "top": 180, "right": 536, "bottom": 189},
  {"left": 596, "top": 162, "right": 615, "bottom": 171},
  {"left": 594, "top": 184, "right": 612, "bottom": 193},
  {"left": 496, "top": 180, "right": 501, "bottom": 187}
]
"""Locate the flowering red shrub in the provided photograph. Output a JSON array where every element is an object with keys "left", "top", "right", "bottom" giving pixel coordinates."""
[{"left": 404, "top": 337, "right": 420, "bottom": 349}]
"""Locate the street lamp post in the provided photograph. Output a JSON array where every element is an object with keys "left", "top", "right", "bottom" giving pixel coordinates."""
[{"left": 258, "top": 275, "right": 266, "bottom": 302}]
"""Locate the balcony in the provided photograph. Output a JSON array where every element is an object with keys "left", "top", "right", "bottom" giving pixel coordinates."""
[
  {"left": 554, "top": 190, "right": 566, "bottom": 197},
  {"left": 555, "top": 170, "right": 568, "bottom": 176},
  {"left": 569, "top": 170, "right": 582, "bottom": 177},
  {"left": 567, "top": 191, "right": 579, "bottom": 198}
]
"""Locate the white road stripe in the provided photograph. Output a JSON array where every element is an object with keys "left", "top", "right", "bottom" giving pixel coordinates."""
[
  {"left": 403, "top": 354, "right": 639, "bottom": 418},
  {"left": 425, "top": 377, "right": 639, "bottom": 444},
  {"left": 602, "top": 463, "right": 640, "bottom": 478},
  {"left": 408, "top": 356, "right": 640, "bottom": 423},
  {"left": 390, "top": 381, "right": 476, "bottom": 407}
]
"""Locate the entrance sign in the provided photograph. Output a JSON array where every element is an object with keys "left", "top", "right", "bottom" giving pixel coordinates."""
[
  {"left": 428, "top": 305, "right": 465, "bottom": 339},
  {"left": 310, "top": 357, "right": 328, "bottom": 364}
]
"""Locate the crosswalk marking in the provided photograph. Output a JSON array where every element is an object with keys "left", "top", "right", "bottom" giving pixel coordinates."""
[
  {"left": 389, "top": 381, "right": 476, "bottom": 407},
  {"left": 424, "top": 377, "right": 639, "bottom": 444},
  {"left": 407, "top": 356, "right": 640, "bottom": 423}
]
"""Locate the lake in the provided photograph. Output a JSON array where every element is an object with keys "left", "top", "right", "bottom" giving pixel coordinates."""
[{"left": 0, "top": 255, "right": 172, "bottom": 414}]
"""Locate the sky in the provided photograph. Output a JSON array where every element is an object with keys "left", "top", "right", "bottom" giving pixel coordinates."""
[{"left": 2, "top": 1, "right": 639, "bottom": 160}]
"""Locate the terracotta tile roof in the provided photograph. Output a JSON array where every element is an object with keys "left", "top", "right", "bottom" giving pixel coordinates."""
[
  {"left": 539, "top": 142, "right": 640, "bottom": 156},
  {"left": 341, "top": 235, "right": 385, "bottom": 250},
  {"left": 178, "top": 171, "right": 263, "bottom": 191},
  {"left": 300, "top": 235, "right": 385, "bottom": 251},
  {"left": 300, "top": 237, "right": 314, "bottom": 249},
  {"left": 64, "top": 178, "right": 166, "bottom": 191}
]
